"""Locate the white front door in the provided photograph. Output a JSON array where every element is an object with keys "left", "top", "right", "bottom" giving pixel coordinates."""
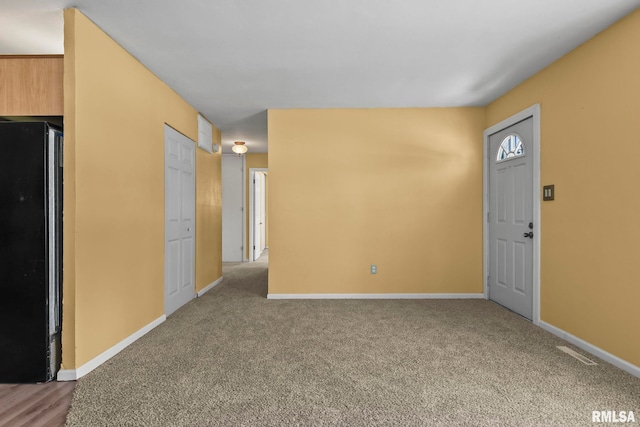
[
  {"left": 164, "top": 125, "right": 195, "bottom": 316},
  {"left": 222, "top": 155, "right": 244, "bottom": 262},
  {"left": 488, "top": 117, "right": 534, "bottom": 319}
]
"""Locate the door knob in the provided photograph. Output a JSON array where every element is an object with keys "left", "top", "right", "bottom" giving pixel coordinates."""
[{"left": 523, "top": 232, "right": 533, "bottom": 239}]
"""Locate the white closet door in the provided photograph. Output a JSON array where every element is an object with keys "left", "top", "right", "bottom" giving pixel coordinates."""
[{"left": 165, "top": 125, "right": 195, "bottom": 316}]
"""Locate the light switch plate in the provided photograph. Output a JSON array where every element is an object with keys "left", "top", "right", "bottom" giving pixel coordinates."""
[{"left": 543, "top": 185, "right": 555, "bottom": 201}]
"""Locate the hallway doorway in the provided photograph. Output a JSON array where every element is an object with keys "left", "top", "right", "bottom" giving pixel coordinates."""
[{"left": 249, "top": 168, "right": 268, "bottom": 262}]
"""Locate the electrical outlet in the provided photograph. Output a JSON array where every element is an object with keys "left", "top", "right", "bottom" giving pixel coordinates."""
[{"left": 370, "top": 265, "right": 377, "bottom": 274}]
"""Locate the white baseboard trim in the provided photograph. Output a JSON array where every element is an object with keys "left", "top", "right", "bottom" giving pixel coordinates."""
[
  {"left": 57, "top": 315, "right": 166, "bottom": 381},
  {"left": 539, "top": 320, "right": 640, "bottom": 379},
  {"left": 267, "top": 293, "right": 485, "bottom": 300},
  {"left": 197, "top": 276, "right": 223, "bottom": 297}
]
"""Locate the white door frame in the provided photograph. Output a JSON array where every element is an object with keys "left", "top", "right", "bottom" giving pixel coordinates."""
[
  {"left": 249, "top": 168, "right": 268, "bottom": 261},
  {"left": 483, "top": 104, "right": 541, "bottom": 325}
]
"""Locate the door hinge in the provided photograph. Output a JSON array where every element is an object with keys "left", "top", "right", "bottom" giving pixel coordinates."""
[
  {"left": 253, "top": 245, "right": 255, "bottom": 250},
  {"left": 487, "top": 212, "right": 490, "bottom": 222}
]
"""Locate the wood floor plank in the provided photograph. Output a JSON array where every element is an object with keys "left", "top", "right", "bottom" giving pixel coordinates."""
[
  {"left": 0, "top": 386, "right": 54, "bottom": 426},
  {"left": 14, "top": 384, "right": 75, "bottom": 427},
  {"left": 0, "top": 382, "right": 75, "bottom": 427},
  {"left": 0, "top": 385, "right": 48, "bottom": 419},
  {"left": 0, "top": 385, "right": 19, "bottom": 401}
]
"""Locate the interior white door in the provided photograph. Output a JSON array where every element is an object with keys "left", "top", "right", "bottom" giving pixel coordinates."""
[
  {"left": 222, "top": 155, "right": 244, "bottom": 262},
  {"left": 488, "top": 117, "right": 534, "bottom": 319},
  {"left": 164, "top": 125, "right": 195, "bottom": 316},
  {"left": 253, "top": 172, "right": 262, "bottom": 260},
  {"left": 260, "top": 173, "right": 267, "bottom": 252}
]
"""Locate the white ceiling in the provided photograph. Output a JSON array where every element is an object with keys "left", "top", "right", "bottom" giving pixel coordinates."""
[{"left": 1, "top": 0, "right": 639, "bottom": 153}]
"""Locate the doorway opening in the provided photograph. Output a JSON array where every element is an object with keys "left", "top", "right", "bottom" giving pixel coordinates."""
[{"left": 249, "top": 168, "right": 268, "bottom": 262}]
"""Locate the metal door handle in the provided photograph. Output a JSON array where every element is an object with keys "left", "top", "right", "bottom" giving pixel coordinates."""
[{"left": 523, "top": 232, "right": 533, "bottom": 239}]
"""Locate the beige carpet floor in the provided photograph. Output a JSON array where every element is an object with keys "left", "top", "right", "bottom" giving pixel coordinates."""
[{"left": 66, "top": 252, "right": 640, "bottom": 426}]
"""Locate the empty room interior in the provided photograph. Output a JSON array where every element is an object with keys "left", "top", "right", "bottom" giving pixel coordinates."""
[{"left": 1, "top": 1, "right": 639, "bottom": 425}]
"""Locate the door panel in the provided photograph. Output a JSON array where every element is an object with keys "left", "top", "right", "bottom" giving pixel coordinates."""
[
  {"left": 497, "top": 239, "right": 507, "bottom": 287},
  {"left": 514, "top": 242, "right": 526, "bottom": 294},
  {"left": 513, "top": 163, "right": 527, "bottom": 224},
  {"left": 489, "top": 117, "right": 533, "bottom": 319},
  {"left": 167, "top": 241, "right": 180, "bottom": 296},
  {"left": 497, "top": 169, "right": 508, "bottom": 222},
  {"left": 182, "top": 237, "right": 193, "bottom": 291},
  {"left": 164, "top": 126, "right": 195, "bottom": 316}
]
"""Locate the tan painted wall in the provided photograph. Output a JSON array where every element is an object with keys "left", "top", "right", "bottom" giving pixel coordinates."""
[
  {"left": 196, "top": 125, "right": 223, "bottom": 290},
  {"left": 63, "top": 9, "right": 222, "bottom": 369},
  {"left": 245, "top": 153, "right": 268, "bottom": 259},
  {"left": 0, "top": 55, "right": 64, "bottom": 116},
  {"left": 486, "top": 9, "right": 640, "bottom": 367},
  {"left": 62, "top": 16, "right": 77, "bottom": 368},
  {"left": 268, "top": 108, "right": 485, "bottom": 294}
]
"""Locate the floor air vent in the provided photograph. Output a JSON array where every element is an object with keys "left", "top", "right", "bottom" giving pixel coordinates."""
[{"left": 557, "top": 346, "right": 598, "bottom": 365}]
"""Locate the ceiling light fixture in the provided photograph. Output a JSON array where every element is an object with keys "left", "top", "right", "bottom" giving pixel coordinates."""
[{"left": 232, "top": 141, "right": 248, "bottom": 155}]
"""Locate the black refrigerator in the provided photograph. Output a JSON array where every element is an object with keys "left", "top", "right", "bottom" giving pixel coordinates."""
[{"left": 0, "top": 122, "right": 63, "bottom": 383}]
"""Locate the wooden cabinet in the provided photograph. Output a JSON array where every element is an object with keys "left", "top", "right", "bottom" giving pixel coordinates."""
[{"left": 0, "top": 55, "right": 63, "bottom": 116}]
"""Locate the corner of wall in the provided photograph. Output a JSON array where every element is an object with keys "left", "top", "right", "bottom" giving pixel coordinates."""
[
  {"left": 61, "top": 7, "right": 77, "bottom": 370},
  {"left": 195, "top": 117, "right": 223, "bottom": 292}
]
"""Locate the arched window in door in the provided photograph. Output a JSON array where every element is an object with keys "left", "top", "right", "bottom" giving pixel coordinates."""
[{"left": 496, "top": 134, "right": 525, "bottom": 162}]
